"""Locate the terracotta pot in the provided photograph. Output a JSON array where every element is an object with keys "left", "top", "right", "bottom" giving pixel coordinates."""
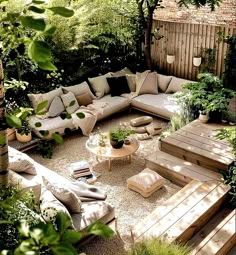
[
  {"left": 7, "top": 128, "right": 16, "bottom": 141},
  {"left": 110, "top": 140, "right": 124, "bottom": 149},
  {"left": 16, "top": 131, "right": 32, "bottom": 143},
  {"left": 199, "top": 113, "right": 209, "bottom": 123}
]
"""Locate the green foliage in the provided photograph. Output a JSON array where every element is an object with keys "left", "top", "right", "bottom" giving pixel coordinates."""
[
  {"left": 200, "top": 48, "right": 216, "bottom": 74},
  {"left": 110, "top": 128, "right": 135, "bottom": 142},
  {"left": 129, "top": 237, "right": 191, "bottom": 255},
  {"left": 37, "top": 139, "right": 54, "bottom": 159},
  {"left": 178, "top": 0, "right": 221, "bottom": 11}
]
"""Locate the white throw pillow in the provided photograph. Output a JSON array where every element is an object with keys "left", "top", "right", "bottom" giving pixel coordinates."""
[
  {"left": 165, "top": 77, "right": 190, "bottom": 93},
  {"left": 61, "top": 91, "right": 79, "bottom": 114},
  {"left": 48, "top": 96, "right": 65, "bottom": 117},
  {"left": 156, "top": 74, "right": 172, "bottom": 92},
  {"left": 42, "top": 176, "right": 81, "bottom": 213},
  {"left": 88, "top": 72, "right": 112, "bottom": 98}
]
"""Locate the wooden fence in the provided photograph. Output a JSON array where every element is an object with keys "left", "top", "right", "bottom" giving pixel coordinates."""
[{"left": 151, "top": 20, "right": 236, "bottom": 80}]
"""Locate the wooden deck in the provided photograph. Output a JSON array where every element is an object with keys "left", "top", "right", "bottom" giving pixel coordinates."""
[{"left": 160, "top": 120, "right": 234, "bottom": 172}]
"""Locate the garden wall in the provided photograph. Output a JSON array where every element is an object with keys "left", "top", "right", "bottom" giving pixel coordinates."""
[{"left": 151, "top": 20, "right": 236, "bottom": 80}]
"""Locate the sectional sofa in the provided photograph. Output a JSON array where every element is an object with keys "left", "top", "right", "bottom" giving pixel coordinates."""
[{"left": 28, "top": 69, "right": 192, "bottom": 139}]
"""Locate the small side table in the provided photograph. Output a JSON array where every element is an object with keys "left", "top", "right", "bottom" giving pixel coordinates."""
[
  {"left": 85, "top": 133, "right": 139, "bottom": 171},
  {"left": 8, "top": 138, "right": 39, "bottom": 152}
]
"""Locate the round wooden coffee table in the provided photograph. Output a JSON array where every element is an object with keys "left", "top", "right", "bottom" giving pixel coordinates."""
[{"left": 85, "top": 132, "right": 139, "bottom": 171}]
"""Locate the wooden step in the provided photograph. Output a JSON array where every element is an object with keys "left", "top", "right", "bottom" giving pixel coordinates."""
[
  {"left": 145, "top": 150, "right": 222, "bottom": 186},
  {"left": 189, "top": 208, "right": 236, "bottom": 255},
  {"left": 160, "top": 120, "right": 234, "bottom": 172},
  {"left": 131, "top": 180, "right": 230, "bottom": 243}
]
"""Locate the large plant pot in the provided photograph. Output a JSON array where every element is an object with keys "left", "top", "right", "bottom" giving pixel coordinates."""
[
  {"left": 16, "top": 131, "right": 32, "bottom": 143},
  {"left": 199, "top": 113, "right": 209, "bottom": 123},
  {"left": 7, "top": 128, "right": 16, "bottom": 141},
  {"left": 110, "top": 140, "right": 124, "bottom": 149}
]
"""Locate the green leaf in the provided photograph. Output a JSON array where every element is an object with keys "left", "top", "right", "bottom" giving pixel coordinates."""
[
  {"left": 40, "top": 223, "right": 60, "bottom": 245},
  {"left": 36, "top": 100, "right": 48, "bottom": 115},
  {"left": 87, "top": 221, "right": 114, "bottom": 239},
  {"left": 69, "top": 100, "right": 75, "bottom": 107},
  {"left": 32, "top": 0, "right": 45, "bottom": 4},
  {"left": 48, "top": 7, "right": 74, "bottom": 17},
  {"left": 28, "top": 41, "right": 51, "bottom": 63},
  {"left": 51, "top": 242, "right": 77, "bottom": 255},
  {"left": 35, "top": 122, "right": 42, "bottom": 128},
  {"left": 6, "top": 114, "right": 22, "bottom": 129},
  {"left": 0, "top": 134, "right": 6, "bottom": 146},
  {"left": 62, "top": 230, "right": 82, "bottom": 244},
  {"left": 55, "top": 212, "right": 72, "bottom": 234},
  {"left": 44, "top": 24, "right": 57, "bottom": 35},
  {"left": 52, "top": 133, "right": 63, "bottom": 144},
  {"left": 39, "top": 130, "right": 49, "bottom": 137},
  {"left": 28, "top": 6, "right": 45, "bottom": 14},
  {"left": 20, "top": 16, "right": 46, "bottom": 31},
  {"left": 76, "top": 112, "right": 85, "bottom": 119},
  {"left": 38, "top": 61, "right": 57, "bottom": 71}
]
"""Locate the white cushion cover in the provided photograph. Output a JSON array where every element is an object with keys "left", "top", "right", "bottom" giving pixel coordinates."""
[{"left": 61, "top": 91, "right": 79, "bottom": 114}]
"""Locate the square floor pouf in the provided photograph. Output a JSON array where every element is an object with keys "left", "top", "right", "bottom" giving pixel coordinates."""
[{"left": 127, "top": 168, "right": 165, "bottom": 198}]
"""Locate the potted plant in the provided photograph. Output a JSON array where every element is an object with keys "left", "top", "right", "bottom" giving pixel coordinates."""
[
  {"left": 109, "top": 128, "right": 135, "bottom": 149},
  {"left": 193, "top": 56, "right": 202, "bottom": 67},
  {"left": 166, "top": 54, "right": 175, "bottom": 64},
  {"left": 15, "top": 119, "right": 32, "bottom": 142}
]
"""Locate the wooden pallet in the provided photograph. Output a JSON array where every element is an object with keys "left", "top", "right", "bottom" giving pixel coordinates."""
[
  {"left": 146, "top": 150, "right": 222, "bottom": 187},
  {"left": 131, "top": 180, "right": 230, "bottom": 243},
  {"left": 189, "top": 208, "right": 236, "bottom": 255},
  {"left": 160, "top": 120, "right": 234, "bottom": 172}
]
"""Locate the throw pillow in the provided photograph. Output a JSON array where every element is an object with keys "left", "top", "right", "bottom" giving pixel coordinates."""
[
  {"left": 9, "top": 170, "right": 41, "bottom": 203},
  {"left": 8, "top": 147, "right": 37, "bottom": 175},
  {"left": 88, "top": 72, "right": 112, "bottom": 98},
  {"left": 125, "top": 74, "right": 136, "bottom": 92},
  {"left": 42, "top": 177, "right": 81, "bottom": 213},
  {"left": 165, "top": 77, "right": 191, "bottom": 93},
  {"left": 40, "top": 186, "right": 73, "bottom": 225},
  {"left": 76, "top": 93, "right": 93, "bottom": 106},
  {"left": 61, "top": 91, "right": 79, "bottom": 114},
  {"left": 62, "top": 81, "right": 96, "bottom": 99},
  {"left": 48, "top": 96, "right": 65, "bottom": 117},
  {"left": 135, "top": 70, "right": 150, "bottom": 94},
  {"left": 156, "top": 74, "right": 172, "bottom": 92},
  {"left": 137, "top": 72, "right": 158, "bottom": 96},
  {"left": 111, "top": 67, "right": 133, "bottom": 77},
  {"left": 106, "top": 76, "right": 130, "bottom": 97}
]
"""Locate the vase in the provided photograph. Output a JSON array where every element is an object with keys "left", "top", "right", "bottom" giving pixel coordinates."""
[
  {"left": 193, "top": 57, "right": 202, "bottom": 67},
  {"left": 110, "top": 140, "right": 124, "bottom": 149},
  {"left": 16, "top": 131, "right": 32, "bottom": 143},
  {"left": 199, "top": 113, "right": 209, "bottom": 123}
]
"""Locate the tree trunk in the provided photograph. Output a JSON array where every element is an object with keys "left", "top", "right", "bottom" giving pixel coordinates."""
[{"left": 0, "top": 59, "right": 9, "bottom": 185}]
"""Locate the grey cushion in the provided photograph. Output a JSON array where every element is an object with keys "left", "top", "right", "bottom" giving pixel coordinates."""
[
  {"left": 157, "top": 74, "right": 172, "bottom": 92},
  {"left": 165, "top": 77, "right": 191, "bottom": 93},
  {"left": 48, "top": 96, "right": 65, "bottom": 117},
  {"left": 61, "top": 91, "right": 79, "bottom": 114}
]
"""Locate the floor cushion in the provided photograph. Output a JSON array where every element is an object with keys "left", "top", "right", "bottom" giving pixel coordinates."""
[{"left": 130, "top": 116, "right": 153, "bottom": 127}]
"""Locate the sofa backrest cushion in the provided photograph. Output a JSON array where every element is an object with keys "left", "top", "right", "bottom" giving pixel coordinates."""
[
  {"left": 88, "top": 72, "right": 112, "bottom": 98},
  {"left": 137, "top": 71, "right": 158, "bottom": 95},
  {"left": 111, "top": 67, "right": 133, "bottom": 77},
  {"left": 107, "top": 76, "right": 130, "bottom": 96},
  {"left": 125, "top": 74, "right": 136, "bottom": 92},
  {"left": 165, "top": 77, "right": 191, "bottom": 93},
  {"left": 157, "top": 74, "right": 172, "bottom": 92},
  {"left": 76, "top": 93, "right": 93, "bottom": 106},
  {"left": 61, "top": 91, "right": 79, "bottom": 114},
  {"left": 62, "top": 81, "right": 96, "bottom": 99},
  {"left": 48, "top": 96, "right": 65, "bottom": 117}
]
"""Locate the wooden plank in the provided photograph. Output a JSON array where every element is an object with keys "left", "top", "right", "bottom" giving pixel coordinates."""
[
  {"left": 146, "top": 150, "right": 222, "bottom": 181},
  {"left": 160, "top": 183, "right": 230, "bottom": 242},
  {"left": 189, "top": 23, "right": 194, "bottom": 80},
  {"left": 189, "top": 208, "right": 235, "bottom": 254},
  {"left": 136, "top": 181, "right": 220, "bottom": 241},
  {"left": 131, "top": 180, "right": 203, "bottom": 240},
  {"left": 195, "top": 212, "right": 236, "bottom": 255}
]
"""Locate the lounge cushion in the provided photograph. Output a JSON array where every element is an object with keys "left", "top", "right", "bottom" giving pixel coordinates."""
[
  {"left": 88, "top": 73, "right": 112, "bottom": 98},
  {"left": 136, "top": 72, "right": 158, "bottom": 96},
  {"left": 125, "top": 74, "right": 136, "bottom": 92},
  {"left": 48, "top": 96, "right": 65, "bottom": 117},
  {"left": 131, "top": 93, "right": 180, "bottom": 120},
  {"left": 111, "top": 67, "right": 133, "bottom": 77},
  {"left": 157, "top": 74, "right": 172, "bottom": 92},
  {"left": 130, "top": 116, "right": 153, "bottom": 127},
  {"left": 62, "top": 81, "right": 96, "bottom": 99},
  {"left": 61, "top": 91, "right": 79, "bottom": 114},
  {"left": 165, "top": 77, "right": 191, "bottom": 93},
  {"left": 76, "top": 93, "right": 93, "bottom": 106},
  {"left": 107, "top": 76, "right": 130, "bottom": 96}
]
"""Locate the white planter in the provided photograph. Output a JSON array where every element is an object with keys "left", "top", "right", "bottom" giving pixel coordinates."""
[
  {"left": 16, "top": 131, "right": 32, "bottom": 143},
  {"left": 193, "top": 57, "right": 202, "bottom": 67},
  {"left": 167, "top": 55, "right": 175, "bottom": 64},
  {"left": 199, "top": 112, "right": 209, "bottom": 123}
]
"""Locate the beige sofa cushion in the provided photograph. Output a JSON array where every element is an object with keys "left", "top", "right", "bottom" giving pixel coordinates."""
[
  {"left": 48, "top": 96, "right": 65, "bottom": 117},
  {"left": 61, "top": 91, "right": 79, "bottom": 114},
  {"left": 137, "top": 72, "right": 158, "bottom": 95},
  {"left": 111, "top": 67, "right": 133, "bottom": 77},
  {"left": 125, "top": 74, "right": 136, "bottom": 92},
  {"left": 76, "top": 93, "right": 93, "bottom": 106},
  {"left": 88, "top": 72, "right": 112, "bottom": 98},
  {"left": 165, "top": 77, "right": 191, "bottom": 93},
  {"left": 62, "top": 81, "right": 96, "bottom": 99},
  {"left": 130, "top": 116, "right": 153, "bottom": 127},
  {"left": 157, "top": 74, "right": 172, "bottom": 92}
]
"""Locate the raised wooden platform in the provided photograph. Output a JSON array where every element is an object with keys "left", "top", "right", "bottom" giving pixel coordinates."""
[{"left": 160, "top": 120, "right": 234, "bottom": 172}]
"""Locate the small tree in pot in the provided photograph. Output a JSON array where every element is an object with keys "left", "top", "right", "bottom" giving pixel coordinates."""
[{"left": 110, "top": 128, "right": 135, "bottom": 149}]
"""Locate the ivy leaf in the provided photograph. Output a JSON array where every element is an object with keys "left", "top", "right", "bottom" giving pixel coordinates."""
[
  {"left": 35, "top": 122, "right": 42, "bottom": 128},
  {"left": 28, "top": 6, "right": 45, "bottom": 14},
  {"left": 6, "top": 114, "right": 22, "bottom": 129},
  {"left": 38, "top": 61, "right": 57, "bottom": 71},
  {"left": 47, "top": 7, "right": 74, "bottom": 17},
  {"left": 32, "top": 0, "right": 45, "bottom": 4},
  {"left": 28, "top": 40, "right": 51, "bottom": 63},
  {"left": 36, "top": 100, "right": 48, "bottom": 115},
  {"left": 44, "top": 24, "right": 57, "bottom": 35},
  {"left": 52, "top": 133, "right": 63, "bottom": 144},
  {"left": 0, "top": 134, "right": 6, "bottom": 146},
  {"left": 62, "top": 230, "right": 82, "bottom": 244},
  {"left": 76, "top": 112, "right": 85, "bottom": 119},
  {"left": 87, "top": 221, "right": 114, "bottom": 239},
  {"left": 20, "top": 16, "right": 46, "bottom": 31},
  {"left": 69, "top": 100, "right": 75, "bottom": 107}
]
